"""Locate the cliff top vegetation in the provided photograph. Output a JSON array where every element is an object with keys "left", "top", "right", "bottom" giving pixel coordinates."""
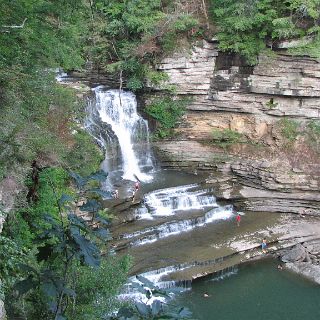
[{"left": 210, "top": 0, "right": 320, "bottom": 64}]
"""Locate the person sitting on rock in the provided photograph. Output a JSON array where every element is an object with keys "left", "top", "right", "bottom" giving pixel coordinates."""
[
  {"left": 113, "top": 189, "right": 119, "bottom": 199},
  {"left": 131, "top": 189, "right": 136, "bottom": 203}
]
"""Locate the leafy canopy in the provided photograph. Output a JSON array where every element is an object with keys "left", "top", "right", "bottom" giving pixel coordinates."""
[{"left": 210, "top": 0, "right": 320, "bottom": 63}]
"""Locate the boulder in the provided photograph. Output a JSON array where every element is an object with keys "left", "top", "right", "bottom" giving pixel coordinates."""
[{"left": 280, "top": 244, "right": 308, "bottom": 262}]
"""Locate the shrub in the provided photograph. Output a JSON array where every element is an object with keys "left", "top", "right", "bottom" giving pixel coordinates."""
[
  {"left": 266, "top": 98, "right": 278, "bottom": 109},
  {"left": 63, "top": 130, "right": 104, "bottom": 176},
  {"left": 278, "top": 118, "right": 299, "bottom": 142},
  {"left": 211, "top": 128, "right": 246, "bottom": 149},
  {"left": 145, "top": 96, "right": 190, "bottom": 138},
  {"left": 306, "top": 120, "right": 320, "bottom": 152}
]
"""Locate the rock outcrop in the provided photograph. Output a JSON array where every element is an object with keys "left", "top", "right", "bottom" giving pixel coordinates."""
[
  {"left": 151, "top": 40, "right": 320, "bottom": 215},
  {"left": 279, "top": 240, "right": 320, "bottom": 284}
]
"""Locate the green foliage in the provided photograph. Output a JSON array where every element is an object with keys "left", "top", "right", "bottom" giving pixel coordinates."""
[
  {"left": 66, "top": 256, "right": 131, "bottom": 320},
  {"left": 266, "top": 98, "right": 278, "bottom": 109},
  {"left": 145, "top": 96, "right": 190, "bottom": 139},
  {"left": 0, "top": 0, "right": 85, "bottom": 70},
  {"left": 289, "top": 34, "right": 320, "bottom": 58},
  {"left": 146, "top": 70, "right": 170, "bottom": 87},
  {"left": 3, "top": 167, "right": 71, "bottom": 250},
  {"left": 278, "top": 118, "right": 300, "bottom": 142},
  {"left": 0, "top": 69, "right": 103, "bottom": 180},
  {"left": 3, "top": 169, "right": 122, "bottom": 319},
  {"left": 210, "top": 0, "right": 320, "bottom": 63},
  {"left": 63, "top": 129, "right": 104, "bottom": 176},
  {"left": 88, "top": 0, "right": 199, "bottom": 91},
  {"left": 211, "top": 128, "right": 246, "bottom": 149},
  {"left": 272, "top": 17, "right": 302, "bottom": 39},
  {"left": 0, "top": 1, "right": 103, "bottom": 179},
  {"left": 307, "top": 120, "right": 320, "bottom": 135},
  {"left": 305, "top": 120, "right": 320, "bottom": 152},
  {"left": 0, "top": 236, "right": 29, "bottom": 299},
  {"left": 159, "top": 14, "right": 198, "bottom": 54}
]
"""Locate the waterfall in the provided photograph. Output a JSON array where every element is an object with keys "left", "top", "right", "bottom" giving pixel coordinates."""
[{"left": 87, "top": 88, "right": 154, "bottom": 182}]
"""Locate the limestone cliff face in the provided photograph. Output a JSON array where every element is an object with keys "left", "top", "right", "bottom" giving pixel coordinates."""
[
  {"left": 157, "top": 40, "right": 320, "bottom": 140},
  {"left": 152, "top": 40, "right": 320, "bottom": 215}
]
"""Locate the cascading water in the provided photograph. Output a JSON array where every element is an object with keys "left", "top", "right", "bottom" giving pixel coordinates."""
[
  {"left": 86, "top": 88, "right": 154, "bottom": 182},
  {"left": 143, "top": 184, "right": 218, "bottom": 217},
  {"left": 123, "top": 205, "right": 234, "bottom": 246},
  {"left": 114, "top": 183, "right": 234, "bottom": 247}
]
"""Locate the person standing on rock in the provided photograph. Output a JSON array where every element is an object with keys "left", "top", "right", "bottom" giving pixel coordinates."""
[
  {"left": 236, "top": 213, "right": 241, "bottom": 227},
  {"left": 135, "top": 181, "right": 140, "bottom": 192},
  {"left": 261, "top": 238, "right": 267, "bottom": 253}
]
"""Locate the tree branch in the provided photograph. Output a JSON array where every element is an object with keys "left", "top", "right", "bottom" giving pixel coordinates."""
[
  {"left": 2, "top": 18, "right": 27, "bottom": 29},
  {"left": 201, "top": 0, "right": 210, "bottom": 30}
]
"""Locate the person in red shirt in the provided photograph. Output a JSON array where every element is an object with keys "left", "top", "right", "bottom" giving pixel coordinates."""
[{"left": 236, "top": 213, "right": 241, "bottom": 227}]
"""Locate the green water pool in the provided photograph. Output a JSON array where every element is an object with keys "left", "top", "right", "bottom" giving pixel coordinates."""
[{"left": 175, "top": 260, "right": 320, "bottom": 320}]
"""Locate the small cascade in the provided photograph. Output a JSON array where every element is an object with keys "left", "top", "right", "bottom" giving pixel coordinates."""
[
  {"left": 118, "top": 256, "right": 238, "bottom": 306},
  {"left": 121, "top": 265, "right": 193, "bottom": 299},
  {"left": 141, "top": 184, "right": 218, "bottom": 218},
  {"left": 122, "top": 205, "right": 234, "bottom": 246},
  {"left": 123, "top": 257, "right": 231, "bottom": 294},
  {"left": 207, "top": 265, "right": 238, "bottom": 282},
  {"left": 86, "top": 88, "right": 154, "bottom": 182}
]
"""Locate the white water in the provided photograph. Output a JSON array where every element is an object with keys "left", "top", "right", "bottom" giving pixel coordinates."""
[
  {"left": 90, "top": 88, "right": 153, "bottom": 182},
  {"left": 140, "top": 184, "right": 218, "bottom": 219},
  {"left": 124, "top": 204, "right": 234, "bottom": 246},
  {"left": 122, "top": 256, "right": 234, "bottom": 300}
]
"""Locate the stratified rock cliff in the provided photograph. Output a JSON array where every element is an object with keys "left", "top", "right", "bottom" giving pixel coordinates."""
[{"left": 151, "top": 40, "right": 320, "bottom": 215}]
